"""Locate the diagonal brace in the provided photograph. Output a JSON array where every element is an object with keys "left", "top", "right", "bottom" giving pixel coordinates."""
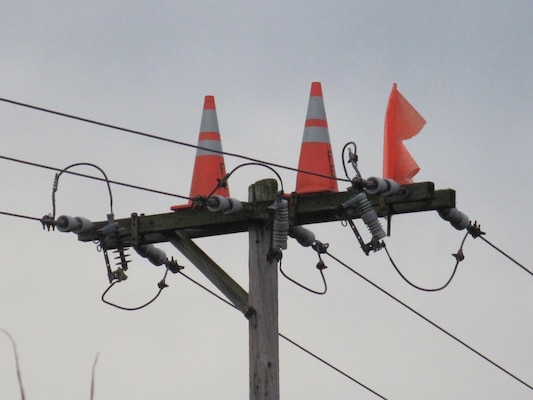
[{"left": 165, "top": 230, "right": 250, "bottom": 316}]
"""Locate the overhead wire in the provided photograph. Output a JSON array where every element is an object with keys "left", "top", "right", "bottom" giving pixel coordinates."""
[
  {"left": 174, "top": 269, "right": 387, "bottom": 399},
  {"left": 0, "top": 154, "right": 191, "bottom": 200},
  {"left": 324, "top": 249, "right": 533, "bottom": 391},
  {"left": 52, "top": 162, "right": 114, "bottom": 219},
  {"left": 0, "top": 210, "right": 42, "bottom": 223},
  {"left": 383, "top": 232, "right": 469, "bottom": 292},
  {"left": 279, "top": 258, "right": 328, "bottom": 295},
  {"left": 101, "top": 266, "right": 171, "bottom": 311},
  {"left": 217, "top": 162, "right": 286, "bottom": 195},
  {"left": 475, "top": 235, "right": 532, "bottom": 277},
  {"left": 0, "top": 97, "right": 351, "bottom": 184}
]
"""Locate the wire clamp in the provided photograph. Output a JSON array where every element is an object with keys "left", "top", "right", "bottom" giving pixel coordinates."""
[
  {"left": 165, "top": 257, "right": 184, "bottom": 274},
  {"left": 467, "top": 221, "right": 485, "bottom": 238},
  {"left": 41, "top": 214, "right": 56, "bottom": 231}
]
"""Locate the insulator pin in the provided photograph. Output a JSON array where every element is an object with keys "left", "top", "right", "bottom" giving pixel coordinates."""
[
  {"left": 438, "top": 208, "right": 470, "bottom": 230},
  {"left": 56, "top": 215, "right": 93, "bottom": 233},
  {"left": 289, "top": 225, "right": 316, "bottom": 247},
  {"left": 365, "top": 177, "right": 400, "bottom": 196},
  {"left": 206, "top": 195, "right": 243, "bottom": 214},
  {"left": 134, "top": 245, "right": 168, "bottom": 266}
]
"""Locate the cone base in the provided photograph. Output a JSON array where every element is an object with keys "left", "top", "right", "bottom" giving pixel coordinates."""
[{"left": 296, "top": 142, "right": 338, "bottom": 194}]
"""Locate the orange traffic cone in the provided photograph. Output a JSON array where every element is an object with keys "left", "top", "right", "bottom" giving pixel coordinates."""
[
  {"left": 295, "top": 82, "right": 338, "bottom": 194},
  {"left": 171, "top": 95, "right": 229, "bottom": 210}
]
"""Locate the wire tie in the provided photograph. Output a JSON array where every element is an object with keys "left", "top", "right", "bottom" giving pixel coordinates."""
[
  {"left": 452, "top": 249, "right": 465, "bottom": 262},
  {"left": 316, "top": 260, "right": 327, "bottom": 271}
]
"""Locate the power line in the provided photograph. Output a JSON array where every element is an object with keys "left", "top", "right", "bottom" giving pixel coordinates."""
[
  {"left": 477, "top": 235, "right": 532, "bottom": 277},
  {"left": 0, "top": 96, "right": 350, "bottom": 184},
  {"left": 279, "top": 333, "right": 388, "bottom": 400},
  {"left": 0, "top": 154, "right": 190, "bottom": 200},
  {"left": 0, "top": 210, "right": 42, "bottom": 223},
  {"left": 325, "top": 250, "right": 533, "bottom": 391},
  {"left": 175, "top": 270, "right": 388, "bottom": 399},
  {"left": 1, "top": 207, "right": 388, "bottom": 397},
  {"left": 382, "top": 232, "right": 468, "bottom": 292}
]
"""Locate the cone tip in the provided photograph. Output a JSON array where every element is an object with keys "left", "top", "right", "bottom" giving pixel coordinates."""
[
  {"left": 203, "top": 95, "right": 216, "bottom": 110},
  {"left": 310, "top": 82, "right": 323, "bottom": 97}
]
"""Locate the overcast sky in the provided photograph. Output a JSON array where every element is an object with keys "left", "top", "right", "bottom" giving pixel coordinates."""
[{"left": 1, "top": 1, "right": 532, "bottom": 399}]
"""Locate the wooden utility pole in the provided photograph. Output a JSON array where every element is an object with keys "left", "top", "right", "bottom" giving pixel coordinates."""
[
  {"left": 248, "top": 179, "right": 280, "bottom": 400},
  {"left": 76, "top": 180, "right": 456, "bottom": 399}
]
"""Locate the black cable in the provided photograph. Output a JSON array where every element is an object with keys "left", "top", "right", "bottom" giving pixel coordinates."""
[
  {"left": 383, "top": 232, "right": 468, "bottom": 291},
  {"left": 279, "top": 258, "right": 327, "bottom": 295},
  {"left": 0, "top": 210, "right": 387, "bottom": 398},
  {"left": 278, "top": 333, "right": 388, "bottom": 400},
  {"left": 174, "top": 270, "right": 387, "bottom": 399},
  {"left": 178, "top": 270, "right": 237, "bottom": 309},
  {"left": 0, "top": 210, "right": 43, "bottom": 222},
  {"left": 325, "top": 250, "right": 533, "bottom": 391},
  {"left": 52, "top": 162, "right": 113, "bottom": 219},
  {"left": 477, "top": 236, "right": 533, "bottom": 277},
  {"left": 101, "top": 267, "right": 170, "bottom": 311},
  {"left": 341, "top": 141, "right": 361, "bottom": 181},
  {"left": 0, "top": 154, "right": 191, "bottom": 200},
  {"left": 221, "top": 162, "right": 286, "bottom": 195},
  {"left": 0, "top": 97, "right": 351, "bottom": 184}
]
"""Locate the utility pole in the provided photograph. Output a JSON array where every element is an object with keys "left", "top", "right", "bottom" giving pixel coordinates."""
[
  {"left": 75, "top": 180, "right": 455, "bottom": 399},
  {"left": 248, "top": 179, "right": 280, "bottom": 400}
]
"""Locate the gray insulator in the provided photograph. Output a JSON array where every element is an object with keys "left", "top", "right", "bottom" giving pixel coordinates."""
[
  {"left": 56, "top": 215, "right": 93, "bottom": 233},
  {"left": 438, "top": 208, "right": 470, "bottom": 230},
  {"left": 365, "top": 177, "right": 388, "bottom": 195},
  {"left": 381, "top": 179, "right": 401, "bottom": 196},
  {"left": 207, "top": 195, "right": 243, "bottom": 214},
  {"left": 289, "top": 225, "right": 316, "bottom": 247},
  {"left": 354, "top": 193, "right": 386, "bottom": 239},
  {"left": 365, "top": 177, "right": 400, "bottom": 196},
  {"left": 340, "top": 194, "right": 359, "bottom": 209},
  {"left": 134, "top": 245, "right": 167, "bottom": 266},
  {"left": 272, "top": 199, "right": 289, "bottom": 250}
]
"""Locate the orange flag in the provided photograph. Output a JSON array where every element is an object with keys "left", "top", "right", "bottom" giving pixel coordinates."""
[{"left": 383, "top": 83, "right": 426, "bottom": 184}]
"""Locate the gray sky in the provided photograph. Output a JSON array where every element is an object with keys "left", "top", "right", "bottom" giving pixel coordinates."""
[{"left": 1, "top": 1, "right": 532, "bottom": 399}]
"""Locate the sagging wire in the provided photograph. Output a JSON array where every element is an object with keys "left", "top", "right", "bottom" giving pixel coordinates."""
[
  {"left": 52, "top": 162, "right": 113, "bottom": 220},
  {"left": 383, "top": 232, "right": 469, "bottom": 292},
  {"left": 323, "top": 248, "right": 533, "bottom": 391},
  {"left": 100, "top": 246, "right": 184, "bottom": 311},
  {"left": 101, "top": 266, "right": 171, "bottom": 311},
  {"left": 40, "top": 163, "right": 135, "bottom": 287},
  {"left": 279, "top": 241, "right": 329, "bottom": 295},
  {"left": 193, "top": 162, "right": 285, "bottom": 208},
  {"left": 40, "top": 162, "right": 114, "bottom": 231},
  {"left": 41, "top": 162, "right": 187, "bottom": 310},
  {"left": 440, "top": 209, "right": 532, "bottom": 277}
]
